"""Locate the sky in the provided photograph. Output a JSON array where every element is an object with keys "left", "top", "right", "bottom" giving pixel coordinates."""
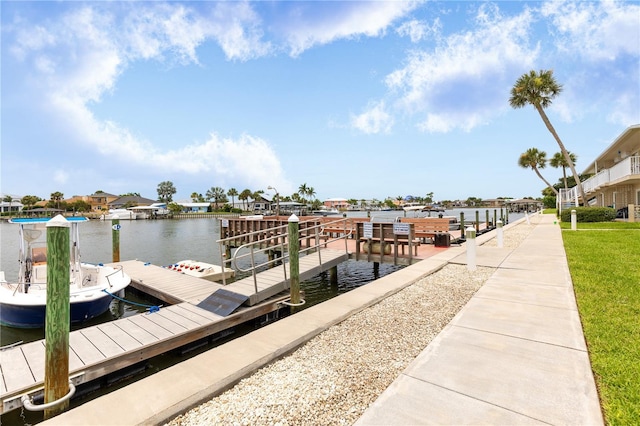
[{"left": 2, "top": 1, "right": 639, "bottom": 204}]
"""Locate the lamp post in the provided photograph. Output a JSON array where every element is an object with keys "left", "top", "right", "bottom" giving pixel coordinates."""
[{"left": 268, "top": 185, "right": 280, "bottom": 217}]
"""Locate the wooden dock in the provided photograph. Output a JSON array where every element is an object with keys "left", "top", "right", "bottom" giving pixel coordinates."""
[{"left": 0, "top": 247, "right": 349, "bottom": 415}]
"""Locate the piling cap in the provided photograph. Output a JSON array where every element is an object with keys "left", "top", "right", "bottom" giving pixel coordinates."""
[
  {"left": 46, "top": 214, "right": 70, "bottom": 228},
  {"left": 288, "top": 214, "right": 299, "bottom": 223}
]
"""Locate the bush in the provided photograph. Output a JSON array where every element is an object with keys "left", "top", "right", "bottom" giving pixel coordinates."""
[{"left": 560, "top": 206, "right": 616, "bottom": 222}]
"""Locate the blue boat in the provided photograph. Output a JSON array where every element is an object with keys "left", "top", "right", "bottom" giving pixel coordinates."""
[{"left": 0, "top": 215, "right": 130, "bottom": 328}]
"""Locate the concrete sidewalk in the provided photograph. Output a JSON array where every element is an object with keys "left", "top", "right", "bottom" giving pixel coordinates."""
[
  {"left": 356, "top": 213, "right": 603, "bottom": 425},
  {"left": 43, "top": 214, "right": 603, "bottom": 425}
]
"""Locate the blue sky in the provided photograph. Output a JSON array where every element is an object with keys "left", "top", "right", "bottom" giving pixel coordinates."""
[{"left": 2, "top": 1, "right": 639, "bottom": 203}]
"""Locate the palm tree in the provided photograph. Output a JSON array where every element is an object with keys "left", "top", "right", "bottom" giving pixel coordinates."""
[
  {"left": 50, "top": 191, "right": 64, "bottom": 210},
  {"left": 2, "top": 195, "right": 12, "bottom": 214},
  {"left": 227, "top": 188, "right": 238, "bottom": 209},
  {"left": 250, "top": 190, "right": 264, "bottom": 212},
  {"left": 21, "top": 195, "right": 41, "bottom": 210},
  {"left": 550, "top": 151, "right": 577, "bottom": 193},
  {"left": 518, "top": 148, "right": 559, "bottom": 197},
  {"left": 509, "top": 70, "right": 586, "bottom": 204},
  {"left": 157, "top": 181, "right": 176, "bottom": 203},
  {"left": 206, "top": 187, "right": 226, "bottom": 210},
  {"left": 298, "top": 183, "right": 309, "bottom": 203},
  {"left": 305, "top": 186, "right": 316, "bottom": 203},
  {"left": 239, "top": 189, "right": 252, "bottom": 211}
]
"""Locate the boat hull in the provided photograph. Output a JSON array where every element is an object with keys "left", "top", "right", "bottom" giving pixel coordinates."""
[{"left": 0, "top": 295, "right": 115, "bottom": 329}]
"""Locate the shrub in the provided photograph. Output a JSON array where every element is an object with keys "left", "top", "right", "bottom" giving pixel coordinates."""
[{"left": 560, "top": 206, "right": 616, "bottom": 222}]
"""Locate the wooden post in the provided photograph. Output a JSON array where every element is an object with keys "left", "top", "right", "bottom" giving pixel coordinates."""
[
  {"left": 111, "top": 218, "right": 120, "bottom": 263},
  {"left": 475, "top": 210, "right": 480, "bottom": 233},
  {"left": 459, "top": 212, "right": 465, "bottom": 239},
  {"left": 288, "top": 215, "right": 301, "bottom": 306},
  {"left": 329, "top": 265, "right": 338, "bottom": 286},
  {"left": 44, "top": 215, "right": 71, "bottom": 418},
  {"left": 485, "top": 209, "right": 490, "bottom": 229}
]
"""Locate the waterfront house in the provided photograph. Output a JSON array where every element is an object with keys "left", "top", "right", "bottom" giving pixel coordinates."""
[
  {"left": 109, "top": 195, "right": 157, "bottom": 209},
  {"left": 0, "top": 194, "right": 23, "bottom": 213},
  {"left": 561, "top": 124, "right": 640, "bottom": 220},
  {"left": 323, "top": 198, "right": 349, "bottom": 210},
  {"left": 178, "top": 202, "right": 210, "bottom": 213},
  {"left": 88, "top": 192, "right": 119, "bottom": 211}
]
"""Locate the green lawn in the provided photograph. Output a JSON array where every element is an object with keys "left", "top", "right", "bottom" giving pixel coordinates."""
[{"left": 561, "top": 223, "right": 640, "bottom": 425}]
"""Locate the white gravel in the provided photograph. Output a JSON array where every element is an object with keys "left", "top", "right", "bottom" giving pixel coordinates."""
[{"left": 166, "top": 222, "right": 534, "bottom": 426}]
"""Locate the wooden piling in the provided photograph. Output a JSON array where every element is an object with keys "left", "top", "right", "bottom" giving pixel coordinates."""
[
  {"left": 112, "top": 218, "right": 120, "bottom": 263},
  {"left": 44, "top": 215, "right": 71, "bottom": 418},
  {"left": 288, "top": 215, "right": 301, "bottom": 306},
  {"left": 329, "top": 265, "right": 338, "bottom": 286}
]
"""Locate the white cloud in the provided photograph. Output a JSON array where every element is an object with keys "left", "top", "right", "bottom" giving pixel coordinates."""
[
  {"left": 541, "top": 0, "right": 640, "bottom": 60},
  {"left": 396, "top": 18, "right": 441, "bottom": 43},
  {"left": 281, "top": 2, "right": 419, "bottom": 56},
  {"left": 7, "top": 2, "right": 287, "bottom": 193},
  {"left": 384, "top": 3, "right": 537, "bottom": 133},
  {"left": 351, "top": 101, "right": 394, "bottom": 134}
]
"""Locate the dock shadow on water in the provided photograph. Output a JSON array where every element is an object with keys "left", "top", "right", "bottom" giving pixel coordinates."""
[{"left": 1, "top": 255, "right": 403, "bottom": 426}]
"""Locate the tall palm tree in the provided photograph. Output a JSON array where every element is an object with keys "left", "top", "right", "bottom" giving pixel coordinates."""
[
  {"left": 509, "top": 70, "right": 586, "bottom": 204},
  {"left": 298, "top": 183, "right": 309, "bottom": 203},
  {"left": 518, "top": 148, "right": 559, "bottom": 197},
  {"left": 251, "top": 190, "right": 264, "bottom": 212},
  {"left": 239, "top": 189, "right": 253, "bottom": 211},
  {"left": 50, "top": 191, "right": 64, "bottom": 210},
  {"left": 227, "top": 188, "right": 238, "bottom": 209},
  {"left": 2, "top": 195, "right": 12, "bottom": 214},
  {"left": 550, "top": 151, "right": 577, "bottom": 192},
  {"left": 305, "top": 186, "right": 316, "bottom": 203},
  {"left": 206, "top": 187, "right": 226, "bottom": 210}
]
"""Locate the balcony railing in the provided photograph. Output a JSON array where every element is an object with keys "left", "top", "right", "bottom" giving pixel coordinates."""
[{"left": 561, "top": 155, "right": 640, "bottom": 204}]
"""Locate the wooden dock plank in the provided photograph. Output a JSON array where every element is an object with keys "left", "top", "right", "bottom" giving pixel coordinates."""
[
  {"left": 0, "top": 347, "right": 35, "bottom": 391},
  {"left": 114, "top": 317, "right": 160, "bottom": 346},
  {"left": 127, "top": 315, "right": 174, "bottom": 340},
  {"left": 155, "top": 307, "right": 201, "bottom": 330},
  {"left": 176, "top": 303, "right": 224, "bottom": 322},
  {"left": 80, "top": 327, "right": 125, "bottom": 358},
  {"left": 70, "top": 332, "right": 106, "bottom": 366},
  {"left": 97, "top": 322, "right": 145, "bottom": 352},
  {"left": 142, "top": 311, "right": 189, "bottom": 334},
  {"left": 19, "top": 341, "right": 45, "bottom": 383}
]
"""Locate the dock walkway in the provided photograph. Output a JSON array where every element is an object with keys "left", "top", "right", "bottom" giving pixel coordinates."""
[
  {"left": 42, "top": 213, "right": 603, "bottom": 425},
  {"left": 0, "top": 248, "right": 348, "bottom": 415}
]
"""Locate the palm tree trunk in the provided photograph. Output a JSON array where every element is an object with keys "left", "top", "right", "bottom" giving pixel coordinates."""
[
  {"left": 533, "top": 167, "right": 559, "bottom": 197},
  {"left": 535, "top": 105, "right": 587, "bottom": 204},
  {"left": 562, "top": 166, "right": 568, "bottom": 192}
]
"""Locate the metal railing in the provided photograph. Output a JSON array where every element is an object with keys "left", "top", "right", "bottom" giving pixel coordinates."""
[
  {"left": 561, "top": 155, "right": 640, "bottom": 204},
  {"left": 216, "top": 218, "right": 352, "bottom": 293}
]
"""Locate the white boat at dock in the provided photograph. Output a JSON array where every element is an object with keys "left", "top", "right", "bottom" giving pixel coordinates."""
[
  {"left": 0, "top": 216, "right": 131, "bottom": 328},
  {"left": 165, "top": 260, "right": 235, "bottom": 282},
  {"left": 127, "top": 202, "right": 170, "bottom": 219},
  {"left": 103, "top": 208, "right": 138, "bottom": 220},
  {"left": 312, "top": 208, "right": 340, "bottom": 216}
]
